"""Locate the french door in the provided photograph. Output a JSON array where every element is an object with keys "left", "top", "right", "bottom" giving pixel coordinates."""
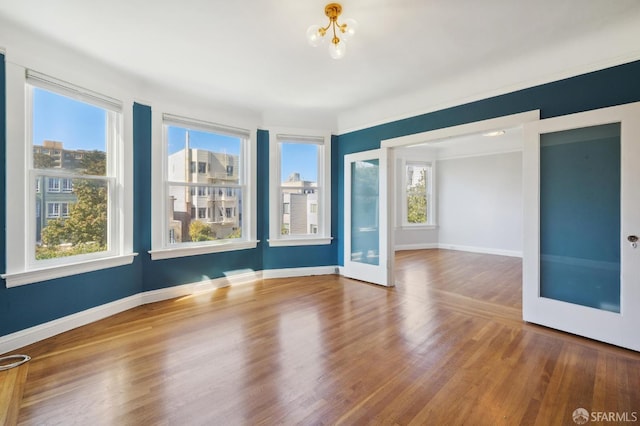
[
  {"left": 343, "top": 149, "right": 393, "bottom": 286},
  {"left": 523, "top": 102, "right": 640, "bottom": 351}
]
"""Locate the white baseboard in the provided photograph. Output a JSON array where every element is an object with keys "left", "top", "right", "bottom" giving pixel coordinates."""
[
  {"left": 140, "top": 270, "right": 264, "bottom": 305},
  {"left": 395, "top": 243, "right": 439, "bottom": 251},
  {"left": 0, "top": 294, "right": 142, "bottom": 356},
  {"left": 262, "top": 265, "right": 338, "bottom": 279},
  {"left": 435, "top": 243, "right": 522, "bottom": 258},
  {"left": 0, "top": 266, "right": 338, "bottom": 355},
  {"left": 394, "top": 242, "right": 521, "bottom": 258}
]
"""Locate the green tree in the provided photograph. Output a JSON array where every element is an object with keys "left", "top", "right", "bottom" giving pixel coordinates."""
[
  {"left": 64, "top": 178, "right": 108, "bottom": 246},
  {"left": 407, "top": 172, "right": 427, "bottom": 224},
  {"left": 40, "top": 218, "right": 68, "bottom": 246},
  {"left": 225, "top": 227, "right": 242, "bottom": 239},
  {"left": 80, "top": 150, "right": 106, "bottom": 175},
  {"left": 36, "top": 150, "right": 108, "bottom": 259},
  {"left": 189, "top": 221, "right": 213, "bottom": 242},
  {"left": 34, "top": 152, "right": 55, "bottom": 169}
]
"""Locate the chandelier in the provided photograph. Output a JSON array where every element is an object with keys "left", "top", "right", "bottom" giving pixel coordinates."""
[{"left": 306, "top": 3, "right": 358, "bottom": 59}]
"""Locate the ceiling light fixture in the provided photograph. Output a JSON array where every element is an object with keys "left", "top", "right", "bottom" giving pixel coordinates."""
[
  {"left": 306, "top": 3, "right": 358, "bottom": 59},
  {"left": 483, "top": 130, "right": 506, "bottom": 137}
]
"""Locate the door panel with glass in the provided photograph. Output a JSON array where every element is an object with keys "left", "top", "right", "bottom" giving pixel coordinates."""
[
  {"left": 523, "top": 102, "right": 640, "bottom": 351},
  {"left": 343, "top": 149, "right": 392, "bottom": 286}
]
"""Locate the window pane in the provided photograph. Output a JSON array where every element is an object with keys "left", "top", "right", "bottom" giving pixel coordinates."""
[
  {"left": 31, "top": 86, "right": 111, "bottom": 261},
  {"left": 280, "top": 189, "right": 319, "bottom": 236},
  {"left": 167, "top": 126, "right": 241, "bottom": 185},
  {"left": 280, "top": 143, "right": 318, "bottom": 183},
  {"left": 32, "top": 87, "right": 107, "bottom": 176},
  {"left": 280, "top": 142, "right": 320, "bottom": 236},
  {"left": 351, "top": 160, "right": 379, "bottom": 265},
  {"left": 406, "top": 164, "right": 429, "bottom": 224},
  {"left": 168, "top": 184, "right": 242, "bottom": 242},
  {"left": 35, "top": 176, "right": 109, "bottom": 260},
  {"left": 540, "top": 123, "right": 621, "bottom": 312}
]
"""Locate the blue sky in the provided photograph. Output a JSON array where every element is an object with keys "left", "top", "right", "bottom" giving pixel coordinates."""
[
  {"left": 33, "top": 88, "right": 106, "bottom": 151},
  {"left": 167, "top": 127, "right": 240, "bottom": 156},
  {"left": 33, "top": 87, "right": 317, "bottom": 183},
  {"left": 281, "top": 143, "right": 318, "bottom": 182}
]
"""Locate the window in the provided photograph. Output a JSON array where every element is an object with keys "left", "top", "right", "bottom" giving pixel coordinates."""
[
  {"left": 62, "top": 178, "right": 73, "bottom": 192},
  {"left": 268, "top": 129, "right": 331, "bottom": 246},
  {"left": 46, "top": 202, "right": 70, "bottom": 219},
  {"left": 404, "top": 161, "right": 435, "bottom": 226},
  {"left": 150, "top": 113, "right": 256, "bottom": 259},
  {"left": 47, "top": 178, "right": 61, "bottom": 192},
  {"left": 2, "top": 69, "right": 134, "bottom": 287},
  {"left": 47, "top": 202, "right": 61, "bottom": 218}
]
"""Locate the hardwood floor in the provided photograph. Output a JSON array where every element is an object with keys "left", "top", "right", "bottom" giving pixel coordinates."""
[{"left": 3, "top": 249, "right": 640, "bottom": 425}]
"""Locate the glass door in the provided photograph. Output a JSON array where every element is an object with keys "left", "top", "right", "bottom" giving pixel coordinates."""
[
  {"left": 343, "top": 149, "right": 392, "bottom": 286},
  {"left": 523, "top": 102, "right": 640, "bottom": 351}
]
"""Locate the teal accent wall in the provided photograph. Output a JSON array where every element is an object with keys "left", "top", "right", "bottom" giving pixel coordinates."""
[{"left": 336, "top": 60, "right": 640, "bottom": 265}]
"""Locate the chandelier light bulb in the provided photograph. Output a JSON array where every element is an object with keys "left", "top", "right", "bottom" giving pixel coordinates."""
[
  {"left": 340, "top": 18, "right": 358, "bottom": 41},
  {"left": 328, "top": 40, "right": 347, "bottom": 59},
  {"left": 306, "top": 25, "right": 325, "bottom": 47}
]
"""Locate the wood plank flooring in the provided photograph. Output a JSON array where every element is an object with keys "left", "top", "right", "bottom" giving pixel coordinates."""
[{"left": 2, "top": 249, "right": 640, "bottom": 425}]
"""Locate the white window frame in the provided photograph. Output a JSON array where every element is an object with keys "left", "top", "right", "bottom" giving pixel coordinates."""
[
  {"left": 401, "top": 160, "right": 436, "bottom": 228},
  {"left": 149, "top": 113, "right": 257, "bottom": 260},
  {"left": 2, "top": 67, "right": 136, "bottom": 287},
  {"left": 268, "top": 128, "right": 332, "bottom": 247}
]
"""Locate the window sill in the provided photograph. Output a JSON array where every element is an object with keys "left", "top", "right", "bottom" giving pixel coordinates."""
[
  {"left": 3, "top": 253, "right": 138, "bottom": 288},
  {"left": 149, "top": 240, "right": 259, "bottom": 260},
  {"left": 267, "top": 237, "right": 333, "bottom": 247}
]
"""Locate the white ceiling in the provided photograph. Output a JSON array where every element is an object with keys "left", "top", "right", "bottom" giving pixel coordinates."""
[{"left": 1, "top": 0, "right": 640, "bottom": 132}]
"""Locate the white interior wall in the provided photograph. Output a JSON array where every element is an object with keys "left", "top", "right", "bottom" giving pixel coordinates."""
[
  {"left": 394, "top": 131, "right": 523, "bottom": 257},
  {"left": 437, "top": 152, "right": 522, "bottom": 257}
]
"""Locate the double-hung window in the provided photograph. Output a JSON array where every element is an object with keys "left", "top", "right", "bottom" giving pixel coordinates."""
[
  {"left": 3, "top": 68, "right": 134, "bottom": 287},
  {"left": 268, "top": 130, "right": 331, "bottom": 246},
  {"left": 403, "top": 161, "right": 435, "bottom": 227},
  {"left": 149, "top": 114, "right": 256, "bottom": 259}
]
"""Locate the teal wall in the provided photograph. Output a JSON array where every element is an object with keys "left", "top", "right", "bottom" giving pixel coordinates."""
[
  {"left": 2, "top": 51, "right": 640, "bottom": 339},
  {"left": 0, "top": 60, "right": 337, "bottom": 337},
  {"left": 336, "top": 60, "right": 640, "bottom": 264}
]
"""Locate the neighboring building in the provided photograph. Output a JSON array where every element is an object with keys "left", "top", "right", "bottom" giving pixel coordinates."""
[
  {"left": 33, "top": 141, "right": 92, "bottom": 241},
  {"left": 281, "top": 172, "right": 318, "bottom": 235},
  {"left": 33, "top": 140, "right": 88, "bottom": 169},
  {"left": 167, "top": 145, "right": 241, "bottom": 242}
]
